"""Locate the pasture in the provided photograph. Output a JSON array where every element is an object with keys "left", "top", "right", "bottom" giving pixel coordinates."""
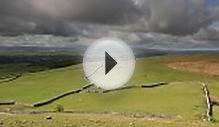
[{"left": 0, "top": 55, "right": 219, "bottom": 126}]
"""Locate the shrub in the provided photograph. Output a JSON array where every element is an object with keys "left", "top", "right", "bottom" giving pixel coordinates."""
[{"left": 54, "top": 104, "right": 64, "bottom": 112}]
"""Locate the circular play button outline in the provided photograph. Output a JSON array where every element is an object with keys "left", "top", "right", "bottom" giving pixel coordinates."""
[{"left": 83, "top": 38, "right": 135, "bottom": 90}]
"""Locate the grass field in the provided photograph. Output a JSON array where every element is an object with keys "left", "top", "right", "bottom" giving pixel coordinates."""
[
  {"left": 0, "top": 65, "right": 86, "bottom": 103},
  {"left": 0, "top": 55, "right": 219, "bottom": 126}
]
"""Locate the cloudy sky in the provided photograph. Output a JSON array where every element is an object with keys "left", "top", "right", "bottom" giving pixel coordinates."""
[{"left": 0, "top": 0, "right": 219, "bottom": 49}]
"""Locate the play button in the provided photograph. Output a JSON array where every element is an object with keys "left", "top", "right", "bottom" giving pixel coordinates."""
[
  {"left": 83, "top": 38, "right": 135, "bottom": 90},
  {"left": 105, "top": 52, "right": 117, "bottom": 75}
]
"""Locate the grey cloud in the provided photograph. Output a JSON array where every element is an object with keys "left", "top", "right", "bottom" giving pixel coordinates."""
[
  {"left": 31, "top": 0, "right": 139, "bottom": 24},
  {"left": 136, "top": 0, "right": 218, "bottom": 35},
  {"left": 2, "top": 31, "right": 219, "bottom": 50},
  {"left": 193, "top": 27, "right": 219, "bottom": 41},
  {"left": 0, "top": 0, "right": 218, "bottom": 36},
  {"left": 0, "top": 34, "right": 79, "bottom": 47},
  {"left": 0, "top": 0, "right": 140, "bottom": 36}
]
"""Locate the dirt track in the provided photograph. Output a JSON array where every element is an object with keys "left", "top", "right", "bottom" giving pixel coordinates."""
[{"left": 0, "top": 112, "right": 213, "bottom": 127}]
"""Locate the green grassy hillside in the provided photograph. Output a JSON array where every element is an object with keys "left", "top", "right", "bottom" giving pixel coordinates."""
[
  {"left": 0, "top": 55, "right": 219, "bottom": 126},
  {"left": 0, "top": 65, "right": 86, "bottom": 103}
]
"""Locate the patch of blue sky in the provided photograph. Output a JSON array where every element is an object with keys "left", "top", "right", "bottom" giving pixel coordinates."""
[
  {"left": 207, "top": 0, "right": 219, "bottom": 7},
  {"left": 211, "top": 21, "right": 219, "bottom": 30}
]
